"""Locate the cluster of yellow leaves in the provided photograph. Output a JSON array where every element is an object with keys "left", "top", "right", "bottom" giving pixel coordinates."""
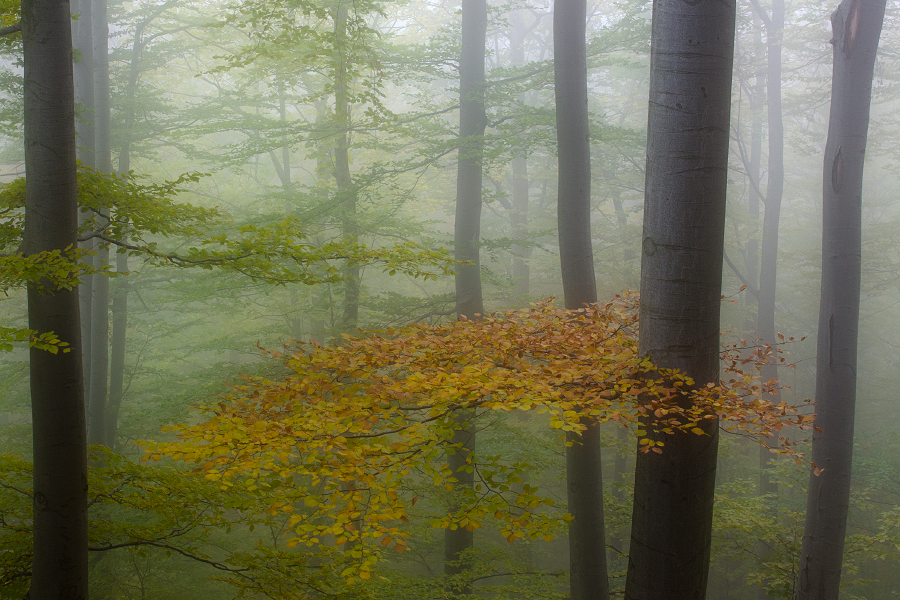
[{"left": 141, "top": 294, "right": 812, "bottom": 580}]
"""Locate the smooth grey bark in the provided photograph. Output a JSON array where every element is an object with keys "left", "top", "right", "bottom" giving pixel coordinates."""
[
  {"left": 623, "top": 0, "right": 735, "bottom": 598},
  {"left": 87, "top": 0, "right": 112, "bottom": 447},
  {"left": 553, "top": 1, "right": 609, "bottom": 599},
  {"left": 446, "top": 1, "right": 486, "bottom": 594},
  {"left": 795, "top": 1, "right": 885, "bottom": 598},
  {"left": 22, "top": 0, "right": 88, "bottom": 594}
]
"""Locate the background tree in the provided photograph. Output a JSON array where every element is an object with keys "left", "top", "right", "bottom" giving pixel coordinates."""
[
  {"left": 797, "top": 0, "right": 887, "bottom": 598},
  {"left": 553, "top": 1, "right": 609, "bottom": 599},
  {"left": 446, "top": 0, "right": 487, "bottom": 592}
]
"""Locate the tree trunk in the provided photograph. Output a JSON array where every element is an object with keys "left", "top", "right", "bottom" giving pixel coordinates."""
[
  {"left": 22, "top": 0, "right": 88, "bottom": 594},
  {"left": 333, "top": 3, "right": 359, "bottom": 335},
  {"left": 796, "top": 1, "right": 885, "bottom": 598},
  {"left": 750, "top": 3, "right": 784, "bottom": 596},
  {"left": 623, "top": 1, "right": 735, "bottom": 598},
  {"left": 554, "top": 2, "right": 609, "bottom": 599},
  {"left": 73, "top": 0, "right": 95, "bottom": 406},
  {"left": 509, "top": 12, "right": 530, "bottom": 300},
  {"left": 453, "top": 0, "right": 486, "bottom": 321},
  {"left": 106, "top": 247, "right": 128, "bottom": 449},
  {"left": 446, "top": 1, "right": 486, "bottom": 593},
  {"left": 756, "top": 0, "right": 785, "bottom": 484},
  {"left": 87, "top": 0, "right": 112, "bottom": 447}
]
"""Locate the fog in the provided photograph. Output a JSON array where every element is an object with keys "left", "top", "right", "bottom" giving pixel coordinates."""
[{"left": 1, "top": 0, "right": 900, "bottom": 598}]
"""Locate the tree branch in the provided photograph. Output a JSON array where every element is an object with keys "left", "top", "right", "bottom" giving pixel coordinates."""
[
  {"left": 723, "top": 250, "right": 759, "bottom": 298},
  {"left": 0, "top": 23, "right": 21, "bottom": 37},
  {"left": 88, "top": 540, "right": 250, "bottom": 573}
]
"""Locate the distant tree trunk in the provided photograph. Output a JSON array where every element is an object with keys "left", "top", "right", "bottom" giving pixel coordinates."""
[
  {"left": 554, "top": 2, "right": 609, "bottom": 600},
  {"left": 454, "top": 0, "right": 486, "bottom": 321},
  {"left": 333, "top": 3, "right": 359, "bottom": 335},
  {"left": 87, "top": 0, "right": 112, "bottom": 447},
  {"left": 755, "top": 0, "right": 784, "bottom": 498},
  {"left": 73, "top": 0, "right": 95, "bottom": 405},
  {"left": 22, "top": 0, "right": 88, "bottom": 593},
  {"left": 623, "top": 0, "right": 735, "bottom": 598},
  {"left": 796, "top": 1, "right": 885, "bottom": 598},
  {"left": 446, "top": 0, "right": 486, "bottom": 594},
  {"left": 508, "top": 11, "right": 530, "bottom": 300},
  {"left": 106, "top": 251, "right": 128, "bottom": 448},
  {"left": 745, "top": 3, "right": 784, "bottom": 597}
]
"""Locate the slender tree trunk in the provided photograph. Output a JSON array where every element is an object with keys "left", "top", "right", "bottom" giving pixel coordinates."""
[
  {"left": 87, "top": 239, "right": 109, "bottom": 446},
  {"left": 623, "top": 1, "right": 735, "bottom": 598},
  {"left": 73, "top": 0, "right": 95, "bottom": 406},
  {"left": 87, "top": 0, "right": 111, "bottom": 447},
  {"left": 509, "top": 12, "right": 530, "bottom": 300},
  {"left": 22, "top": 0, "right": 88, "bottom": 594},
  {"left": 796, "top": 1, "right": 885, "bottom": 598},
  {"left": 741, "top": 8, "right": 778, "bottom": 600},
  {"left": 333, "top": 3, "right": 359, "bottom": 334},
  {"left": 118, "top": 14, "right": 144, "bottom": 175},
  {"left": 756, "top": 0, "right": 785, "bottom": 496},
  {"left": 92, "top": 0, "right": 110, "bottom": 173},
  {"left": 446, "top": 1, "right": 487, "bottom": 593},
  {"left": 106, "top": 251, "right": 128, "bottom": 449},
  {"left": 102, "top": 10, "right": 151, "bottom": 449},
  {"left": 453, "top": 0, "right": 486, "bottom": 321},
  {"left": 511, "top": 159, "right": 529, "bottom": 296},
  {"left": 554, "top": 2, "right": 609, "bottom": 599}
]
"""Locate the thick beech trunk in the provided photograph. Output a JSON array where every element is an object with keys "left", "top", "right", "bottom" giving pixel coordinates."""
[
  {"left": 796, "top": 1, "right": 885, "bottom": 598},
  {"left": 22, "top": 0, "right": 88, "bottom": 594},
  {"left": 554, "top": 1, "right": 609, "bottom": 599},
  {"left": 623, "top": 1, "right": 735, "bottom": 598},
  {"left": 446, "top": 0, "right": 486, "bottom": 593}
]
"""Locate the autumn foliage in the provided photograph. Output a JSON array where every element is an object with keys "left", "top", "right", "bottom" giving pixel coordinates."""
[{"left": 142, "top": 293, "right": 812, "bottom": 581}]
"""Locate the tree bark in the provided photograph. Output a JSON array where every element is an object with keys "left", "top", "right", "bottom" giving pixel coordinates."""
[
  {"left": 554, "top": 2, "right": 609, "bottom": 599},
  {"left": 623, "top": 1, "right": 735, "bottom": 598},
  {"left": 795, "top": 1, "right": 885, "bottom": 598},
  {"left": 446, "top": 1, "right": 486, "bottom": 593},
  {"left": 22, "top": 0, "right": 88, "bottom": 593}
]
